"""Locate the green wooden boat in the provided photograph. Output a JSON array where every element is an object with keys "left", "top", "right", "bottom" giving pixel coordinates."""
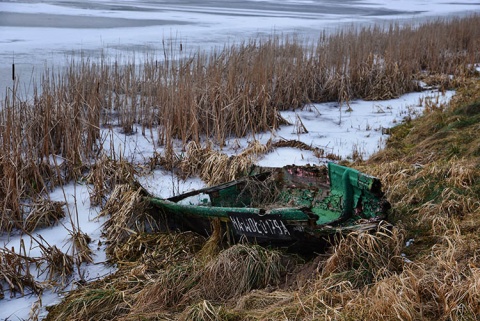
[{"left": 148, "top": 163, "right": 390, "bottom": 249}]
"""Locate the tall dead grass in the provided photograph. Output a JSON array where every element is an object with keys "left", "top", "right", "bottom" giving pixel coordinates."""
[
  {"left": 4, "top": 15, "right": 480, "bottom": 320},
  {"left": 0, "top": 246, "right": 43, "bottom": 298},
  {"left": 97, "top": 184, "right": 156, "bottom": 258},
  {"left": 2, "top": 16, "right": 480, "bottom": 233}
]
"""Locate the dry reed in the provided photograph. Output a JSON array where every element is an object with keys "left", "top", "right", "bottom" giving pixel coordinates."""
[
  {"left": 196, "top": 243, "right": 286, "bottom": 301},
  {"left": 177, "top": 141, "right": 256, "bottom": 185},
  {"left": 36, "top": 236, "right": 75, "bottom": 286},
  {"left": 23, "top": 198, "right": 66, "bottom": 232},
  {"left": 84, "top": 155, "right": 138, "bottom": 206},
  {"left": 2, "top": 16, "right": 480, "bottom": 233},
  {"left": 98, "top": 184, "right": 156, "bottom": 258},
  {"left": 69, "top": 230, "right": 93, "bottom": 265},
  {"left": 4, "top": 14, "right": 480, "bottom": 321},
  {"left": 0, "top": 246, "right": 43, "bottom": 298}
]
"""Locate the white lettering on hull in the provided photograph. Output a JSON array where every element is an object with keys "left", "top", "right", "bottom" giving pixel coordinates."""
[{"left": 229, "top": 213, "right": 292, "bottom": 239}]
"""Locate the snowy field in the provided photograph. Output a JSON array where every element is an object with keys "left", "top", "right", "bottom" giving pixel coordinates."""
[{"left": 1, "top": 0, "right": 479, "bottom": 320}]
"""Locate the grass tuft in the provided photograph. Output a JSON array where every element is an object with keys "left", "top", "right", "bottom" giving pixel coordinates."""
[
  {"left": 321, "top": 224, "right": 404, "bottom": 288},
  {"left": 197, "top": 243, "right": 287, "bottom": 301},
  {"left": 179, "top": 300, "right": 232, "bottom": 321},
  {"left": 24, "top": 198, "right": 66, "bottom": 232},
  {"left": 98, "top": 184, "right": 156, "bottom": 259}
]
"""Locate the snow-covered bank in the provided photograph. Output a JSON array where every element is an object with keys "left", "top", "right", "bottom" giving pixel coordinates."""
[{"left": 0, "top": 85, "right": 453, "bottom": 320}]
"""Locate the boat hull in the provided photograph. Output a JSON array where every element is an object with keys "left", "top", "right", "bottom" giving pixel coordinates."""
[{"left": 147, "top": 163, "right": 390, "bottom": 251}]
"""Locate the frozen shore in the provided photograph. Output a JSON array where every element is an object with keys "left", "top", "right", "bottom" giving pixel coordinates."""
[{"left": 1, "top": 0, "right": 480, "bottom": 91}]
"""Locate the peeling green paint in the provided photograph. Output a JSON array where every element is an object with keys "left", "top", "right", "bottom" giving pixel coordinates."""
[{"left": 147, "top": 163, "right": 390, "bottom": 242}]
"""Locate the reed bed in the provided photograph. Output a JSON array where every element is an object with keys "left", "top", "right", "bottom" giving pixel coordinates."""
[
  {"left": 46, "top": 72, "right": 480, "bottom": 321},
  {"left": 1, "top": 16, "right": 480, "bottom": 232},
  {"left": 2, "top": 15, "right": 480, "bottom": 320},
  {"left": 46, "top": 116, "right": 480, "bottom": 320}
]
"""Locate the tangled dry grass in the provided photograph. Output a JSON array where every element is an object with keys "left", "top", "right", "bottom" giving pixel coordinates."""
[
  {"left": 169, "top": 139, "right": 331, "bottom": 186},
  {"left": 0, "top": 246, "right": 43, "bottom": 299},
  {"left": 23, "top": 198, "right": 66, "bottom": 232},
  {"left": 45, "top": 222, "right": 413, "bottom": 320},
  {"left": 46, "top": 75, "right": 480, "bottom": 321},
  {"left": 1, "top": 14, "right": 480, "bottom": 321},
  {"left": 198, "top": 243, "right": 287, "bottom": 301},
  {"left": 69, "top": 230, "right": 93, "bottom": 265},
  {"left": 98, "top": 184, "right": 156, "bottom": 258},
  {"left": 0, "top": 235, "right": 76, "bottom": 299},
  {"left": 84, "top": 155, "right": 138, "bottom": 206},
  {"left": 1, "top": 16, "right": 480, "bottom": 232},
  {"left": 178, "top": 141, "right": 256, "bottom": 186}
]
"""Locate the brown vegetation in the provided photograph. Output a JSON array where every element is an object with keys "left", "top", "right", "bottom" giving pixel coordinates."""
[
  {"left": 1, "top": 16, "right": 480, "bottom": 232},
  {"left": 46, "top": 75, "right": 480, "bottom": 321},
  {"left": 1, "top": 14, "right": 480, "bottom": 320}
]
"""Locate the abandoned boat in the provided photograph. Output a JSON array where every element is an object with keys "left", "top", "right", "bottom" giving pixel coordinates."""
[{"left": 147, "top": 162, "right": 390, "bottom": 247}]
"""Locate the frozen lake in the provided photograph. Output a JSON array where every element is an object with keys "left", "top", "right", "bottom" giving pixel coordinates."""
[{"left": 1, "top": 0, "right": 480, "bottom": 92}]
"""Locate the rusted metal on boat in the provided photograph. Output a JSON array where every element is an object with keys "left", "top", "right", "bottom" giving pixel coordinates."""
[{"left": 147, "top": 163, "right": 390, "bottom": 250}]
